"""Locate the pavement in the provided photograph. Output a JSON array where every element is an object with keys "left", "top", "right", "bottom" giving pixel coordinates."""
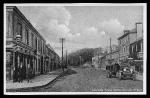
[
  {"left": 6, "top": 69, "right": 64, "bottom": 90},
  {"left": 5, "top": 67, "right": 143, "bottom": 92}
]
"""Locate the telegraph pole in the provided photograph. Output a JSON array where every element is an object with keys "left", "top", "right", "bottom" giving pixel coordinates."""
[
  {"left": 110, "top": 37, "right": 112, "bottom": 64},
  {"left": 110, "top": 38, "right": 112, "bottom": 56},
  {"left": 66, "top": 50, "right": 68, "bottom": 68},
  {"left": 59, "top": 38, "right": 65, "bottom": 72}
]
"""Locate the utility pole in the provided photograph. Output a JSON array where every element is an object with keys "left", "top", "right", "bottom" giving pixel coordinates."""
[
  {"left": 66, "top": 50, "right": 68, "bottom": 68},
  {"left": 59, "top": 38, "right": 65, "bottom": 72},
  {"left": 110, "top": 37, "right": 112, "bottom": 62}
]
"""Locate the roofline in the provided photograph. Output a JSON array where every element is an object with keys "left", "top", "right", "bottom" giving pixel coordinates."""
[
  {"left": 136, "top": 22, "right": 143, "bottom": 24},
  {"left": 118, "top": 31, "right": 136, "bottom": 40},
  {"left": 130, "top": 37, "right": 143, "bottom": 45},
  {"left": 6, "top": 6, "right": 46, "bottom": 42}
]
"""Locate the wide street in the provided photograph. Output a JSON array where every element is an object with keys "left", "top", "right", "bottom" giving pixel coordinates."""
[{"left": 36, "top": 67, "right": 143, "bottom": 92}]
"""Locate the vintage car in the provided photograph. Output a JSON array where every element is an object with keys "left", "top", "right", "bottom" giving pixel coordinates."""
[
  {"left": 106, "top": 63, "right": 120, "bottom": 78},
  {"left": 118, "top": 66, "right": 136, "bottom": 80}
]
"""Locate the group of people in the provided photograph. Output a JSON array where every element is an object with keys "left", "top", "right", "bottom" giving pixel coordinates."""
[
  {"left": 13, "top": 63, "right": 33, "bottom": 83},
  {"left": 106, "top": 61, "right": 120, "bottom": 72}
]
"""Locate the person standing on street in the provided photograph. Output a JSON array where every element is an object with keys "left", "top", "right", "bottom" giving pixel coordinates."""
[
  {"left": 20, "top": 63, "right": 23, "bottom": 83},
  {"left": 13, "top": 67, "right": 17, "bottom": 82},
  {"left": 27, "top": 64, "right": 30, "bottom": 83},
  {"left": 18, "top": 64, "right": 22, "bottom": 83},
  {"left": 27, "top": 65, "right": 32, "bottom": 83}
]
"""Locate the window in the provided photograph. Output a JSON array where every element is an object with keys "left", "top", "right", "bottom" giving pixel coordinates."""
[
  {"left": 31, "top": 33, "right": 34, "bottom": 47},
  {"left": 6, "top": 12, "right": 9, "bottom": 37},
  {"left": 17, "top": 22, "right": 22, "bottom": 40},
  {"left": 26, "top": 28, "right": 29, "bottom": 45},
  {"left": 29, "top": 30, "right": 32, "bottom": 46},
  {"left": 35, "top": 37, "right": 37, "bottom": 50},
  {"left": 132, "top": 45, "right": 134, "bottom": 53},
  {"left": 38, "top": 39, "right": 40, "bottom": 51},
  {"left": 41, "top": 41, "right": 42, "bottom": 54},
  {"left": 141, "top": 41, "right": 143, "bottom": 52},
  {"left": 136, "top": 44, "right": 137, "bottom": 52}
]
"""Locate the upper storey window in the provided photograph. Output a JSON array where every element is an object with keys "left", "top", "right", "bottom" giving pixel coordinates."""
[{"left": 17, "top": 22, "right": 22, "bottom": 41}]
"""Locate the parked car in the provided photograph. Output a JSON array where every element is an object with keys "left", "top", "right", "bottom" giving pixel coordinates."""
[
  {"left": 118, "top": 66, "right": 136, "bottom": 80},
  {"left": 106, "top": 63, "right": 120, "bottom": 78}
]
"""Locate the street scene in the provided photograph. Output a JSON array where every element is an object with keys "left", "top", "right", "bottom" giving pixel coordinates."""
[{"left": 4, "top": 3, "right": 146, "bottom": 94}]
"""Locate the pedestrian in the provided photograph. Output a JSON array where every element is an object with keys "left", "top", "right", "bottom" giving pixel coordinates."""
[
  {"left": 13, "top": 67, "right": 17, "bottom": 82},
  {"left": 27, "top": 65, "right": 32, "bottom": 83},
  {"left": 22, "top": 65, "right": 26, "bottom": 82},
  {"left": 16, "top": 66, "right": 19, "bottom": 82},
  {"left": 27, "top": 64, "right": 30, "bottom": 83},
  {"left": 20, "top": 63, "right": 23, "bottom": 83},
  {"left": 18, "top": 65, "right": 21, "bottom": 83}
]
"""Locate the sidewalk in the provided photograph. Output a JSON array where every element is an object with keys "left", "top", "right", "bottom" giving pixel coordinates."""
[{"left": 6, "top": 69, "right": 64, "bottom": 90}]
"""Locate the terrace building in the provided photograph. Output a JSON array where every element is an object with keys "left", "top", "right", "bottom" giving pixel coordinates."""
[{"left": 6, "top": 6, "right": 60, "bottom": 81}]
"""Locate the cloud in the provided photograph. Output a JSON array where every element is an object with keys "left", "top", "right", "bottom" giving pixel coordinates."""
[
  {"left": 69, "top": 19, "right": 124, "bottom": 49},
  {"left": 98, "top": 19, "right": 124, "bottom": 37},
  {"left": 18, "top": 6, "right": 125, "bottom": 56},
  {"left": 18, "top": 6, "right": 72, "bottom": 42},
  {"left": 73, "top": 27, "right": 103, "bottom": 46}
]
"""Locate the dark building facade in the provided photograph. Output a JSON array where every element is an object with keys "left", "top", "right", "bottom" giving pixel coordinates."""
[
  {"left": 129, "top": 38, "right": 143, "bottom": 73},
  {"left": 6, "top": 6, "right": 60, "bottom": 81}
]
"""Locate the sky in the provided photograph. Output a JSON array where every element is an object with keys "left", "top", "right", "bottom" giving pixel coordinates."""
[{"left": 17, "top": 4, "right": 143, "bottom": 56}]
